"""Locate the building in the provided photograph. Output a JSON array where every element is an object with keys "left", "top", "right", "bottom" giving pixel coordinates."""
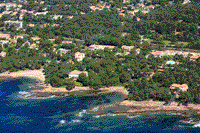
[
  {"left": 14, "top": 35, "right": 24, "bottom": 39},
  {"left": 68, "top": 70, "right": 88, "bottom": 79},
  {"left": 4, "top": 21, "right": 23, "bottom": 29},
  {"left": 123, "top": 0, "right": 130, "bottom": 3},
  {"left": 88, "top": 45, "right": 115, "bottom": 51},
  {"left": 122, "top": 45, "right": 134, "bottom": 52},
  {"left": 9, "top": 39, "right": 17, "bottom": 44},
  {"left": 28, "top": 23, "right": 35, "bottom": 27},
  {"left": 51, "top": 15, "right": 63, "bottom": 20},
  {"left": 190, "top": 55, "right": 199, "bottom": 61},
  {"left": 75, "top": 52, "right": 85, "bottom": 62},
  {"left": 62, "top": 41, "right": 72, "bottom": 44},
  {"left": 0, "top": 33, "right": 10, "bottom": 39},
  {"left": 0, "top": 51, "right": 6, "bottom": 57},
  {"left": 35, "top": 11, "right": 48, "bottom": 16},
  {"left": 57, "top": 48, "right": 69, "bottom": 55},
  {"left": 170, "top": 84, "right": 189, "bottom": 98},
  {"left": 31, "top": 36, "right": 41, "bottom": 41}
]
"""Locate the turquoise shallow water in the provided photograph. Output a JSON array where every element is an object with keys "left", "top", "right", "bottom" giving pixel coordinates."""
[{"left": 0, "top": 78, "right": 199, "bottom": 133}]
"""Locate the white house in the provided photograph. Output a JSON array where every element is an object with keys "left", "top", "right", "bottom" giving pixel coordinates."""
[
  {"left": 4, "top": 21, "right": 23, "bottom": 29},
  {"left": 68, "top": 70, "right": 88, "bottom": 79},
  {"left": 75, "top": 52, "right": 85, "bottom": 62}
]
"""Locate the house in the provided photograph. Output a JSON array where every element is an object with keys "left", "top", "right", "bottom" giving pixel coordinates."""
[
  {"left": 127, "top": 11, "right": 135, "bottom": 16},
  {"left": 31, "top": 36, "right": 41, "bottom": 41},
  {"left": 146, "top": 5, "right": 155, "bottom": 9},
  {"left": 4, "top": 21, "right": 23, "bottom": 29},
  {"left": 75, "top": 52, "right": 85, "bottom": 62},
  {"left": 57, "top": 48, "right": 69, "bottom": 55},
  {"left": 21, "top": 41, "right": 30, "bottom": 47},
  {"left": 2, "top": 11, "right": 12, "bottom": 15},
  {"left": 19, "top": 15, "right": 24, "bottom": 20},
  {"left": 141, "top": 10, "right": 149, "bottom": 14},
  {"left": 122, "top": 45, "right": 134, "bottom": 52},
  {"left": 14, "top": 35, "right": 24, "bottom": 39},
  {"left": 51, "top": 23, "right": 60, "bottom": 27},
  {"left": 29, "top": 43, "right": 37, "bottom": 49},
  {"left": 123, "top": 0, "right": 130, "bottom": 3},
  {"left": 134, "top": 9, "right": 140, "bottom": 13},
  {"left": 67, "top": 60, "right": 74, "bottom": 64},
  {"left": 136, "top": 3, "right": 145, "bottom": 8},
  {"left": 28, "top": 23, "right": 35, "bottom": 27},
  {"left": 135, "top": 48, "right": 141, "bottom": 54},
  {"left": 9, "top": 39, "right": 17, "bottom": 44},
  {"left": 48, "top": 39, "right": 55, "bottom": 43},
  {"left": 0, "top": 51, "right": 6, "bottom": 57},
  {"left": 35, "top": 11, "right": 48, "bottom": 16},
  {"left": 119, "top": 13, "right": 125, "bottom": 17},
  {"left": 0, "top": 33, "right": 10, "bottom": 39},
  {"left": 190, "top": 55, "right": 199, "bottom": 61},
  {"left": 67, "top": 16, "right": 74, "bottom": 19},
  {"left": 11, "top": 12, "right": 18, "bottom": 16},
  {"left": 51, "top": 15, "right": 63, "bottom": 20},
  {"left": 68, "top": 70, "right": 88, "bottom": 79},
  {"left": 41, "top": 53, "right": 49, "bottom": 57},
  {"left": 62, "top": 41, "right": 72, "bottom": 44},
  {"left": 136, "top": 17, "right": 140, "bottom": 21},
  {"left": 182, "top": 0, "right": 191, "bottom": 4},
  {"left": 88, "top": 45, "right": 115, "bottom": 51},
  {"left": 158, "top": 69, "right": 164, "bottom": 72},
  {"left": 170, "top": 84, "right": 188, "bottom": 98}
]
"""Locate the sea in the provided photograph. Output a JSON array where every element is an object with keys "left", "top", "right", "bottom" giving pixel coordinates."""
[{"left": 0, "top": 77, "right": 199, "bottom": 133}]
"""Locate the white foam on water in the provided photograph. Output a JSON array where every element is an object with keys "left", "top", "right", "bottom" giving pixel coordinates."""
[
  {"left": 69, "top": 119, "right": 81, "bottom": 123},
  {"left": 19, "top": 91, "right": 30, "bottom": 95},
  {"left": 127, "top": 115, "right": 137, "bottom": 119},
  {"left": 93, "top": 115, "right": 100, "bottom": 118},
  {"left": 18, "top": 91, "right": 32, "bottom": 97},
  {"left": 92, "top": 106, "right": 99, "bottom": 112},
  {"left": 78, "top": 110, "right": 86, "bottom": 117},
  {"left": 59, "top": 120, "right": 66, "bottom": 124},
  {"left": 193, "top": 123, "right": 200, "bottom": 128}
]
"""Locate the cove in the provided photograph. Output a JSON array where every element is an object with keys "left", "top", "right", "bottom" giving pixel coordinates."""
[{"left": 0, "top": 78, "right": 199, "bottom": 133}]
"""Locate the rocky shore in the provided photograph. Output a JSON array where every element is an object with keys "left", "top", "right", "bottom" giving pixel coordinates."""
[{"left": 0, "top": 69, "right": 199, "bottom": 116}]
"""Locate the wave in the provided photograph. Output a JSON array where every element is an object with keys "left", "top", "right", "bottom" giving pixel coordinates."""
[
  {"left": 78, "top": 110, "right": 86, "bottom": 117},
  {"left": 127, "top": 115, "right": 137, "bottom": 119},
  {"left": 59, "top": 120, "right": 66, "bottom": 124},
  {"left": 69, "top": 119, "right": 82, "bottom": 123},
  {"left": 193, "top": 123, "right": 200, "bottom": 128},
  {"left": 18, "top": 91, "right": 32, "bottom": 97},
  {"left": 92, "top": 106, "right": 99, "bottom": 112}
]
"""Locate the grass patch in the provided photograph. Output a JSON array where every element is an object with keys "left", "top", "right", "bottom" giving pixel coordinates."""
[{"left": 75, "top": 81, "right": 83, "bottom": 87}]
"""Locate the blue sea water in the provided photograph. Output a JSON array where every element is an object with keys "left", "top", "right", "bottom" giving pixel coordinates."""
[{"left": 0, "top": 78, "right": 199, "bottom": 133}]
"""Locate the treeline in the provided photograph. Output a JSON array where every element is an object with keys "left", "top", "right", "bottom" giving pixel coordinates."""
[
  {"left": 21, "top": 2, "right": 200, "bottom": 49},
  {"left": 42, "top": 42, "right": 200, "bottom": 104}
]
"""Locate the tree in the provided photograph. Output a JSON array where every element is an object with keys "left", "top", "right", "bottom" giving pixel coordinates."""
[
  {"left": 89, "top": 76, "right": 102, "bottom": 90},
  {"left": 140, "top": 41, "right": 151, "bottom": 56},
  {"left": 55, "top": 36, "right": 63, "bottom": 44},
  {"left": 119, "top": 71, "right": 131, "bottom": 84},
  {"left": 64, "top": 78, "right": 75, "bottom": 91},
  {"left": 77, "top": 73, "right": 89, "bottom": 86}
]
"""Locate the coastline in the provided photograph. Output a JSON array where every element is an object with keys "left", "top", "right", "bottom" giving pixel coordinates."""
[{"left": 0, "top": 69, "right": 199, "bottom": 116}]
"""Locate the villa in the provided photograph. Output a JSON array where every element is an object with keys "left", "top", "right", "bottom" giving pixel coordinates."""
[
  {"left": 68, "top": 70, "right": 88, "bottom": 79},
  {"left": 75, "top": 52, "right": 85, "bottom": 62},
  {"left": 170, "top": 83, "right": 189, "bottom": 98},
  {"left": 88, "top": 45, "right": 115, "bottom": 51},
  {"left": 190, "top": 55, "right": 199, "bottom": 61},
  {"left": 122, "top": 45, "right": 134, "bottom": 52},
  {"left": 0, "top": 33, "right": 10, "bottom": 39}
]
